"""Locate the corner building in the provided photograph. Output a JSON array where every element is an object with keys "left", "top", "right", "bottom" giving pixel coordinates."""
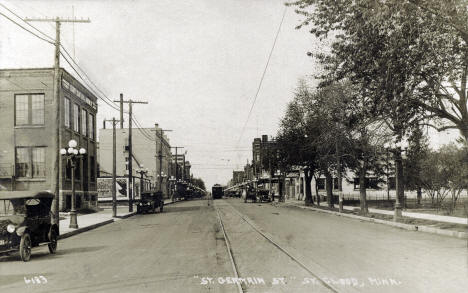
[{"left": 0, "top": 68, "right": 98, "bottom": 211}]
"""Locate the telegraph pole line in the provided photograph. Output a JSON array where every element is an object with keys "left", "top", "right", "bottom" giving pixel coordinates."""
[
  {"left": 113, "top": 98, "right": 148, "bottom": 212},
  {"left": 25, "top": 16, "right": 90, "bottom": 226},
  {"left": 104, "top": 118, "right": 121, "bottom": 218}
]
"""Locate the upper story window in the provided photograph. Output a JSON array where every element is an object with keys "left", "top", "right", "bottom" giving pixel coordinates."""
[
  {"left": 81, "top": 109, "right": 87, "bottom": 136},
  {"left": 88, "top": 113, "right": 95, "bottom": 140},
  {"left": 73, "top": 104, "right": 80, "bottom": 132},
  {"left": 64, "top": 97, "right": 70, "bottom": 128},
  {"left": 15, "top": 94, "right": 45, "bottom": 126}
]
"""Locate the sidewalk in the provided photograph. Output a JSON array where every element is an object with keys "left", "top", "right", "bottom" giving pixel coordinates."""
[
  {"left": 284, "top": 198, "right": 468, "bottom": 224},
  {"left": 282, "top": 198, "right": 468, "bottom": 239},
  {"left": 59, "top": 198, "right": 176, "bottom": 239}
]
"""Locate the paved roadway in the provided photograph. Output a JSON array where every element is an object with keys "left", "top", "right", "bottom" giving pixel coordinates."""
[{"left": 1, "top": 198, "right": 467, "bottom": 293}]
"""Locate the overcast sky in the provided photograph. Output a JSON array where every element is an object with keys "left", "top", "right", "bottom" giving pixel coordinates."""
[{"left": 0, "top": 0, "right": 458, "bottom": 188}]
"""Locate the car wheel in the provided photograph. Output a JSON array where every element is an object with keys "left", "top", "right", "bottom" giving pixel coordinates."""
[
  {"left": 20, "top": 233, "right": 32, "bottom": 262},
  {"left": 48, "top": 229, "right": 58, "bottom": 254}
]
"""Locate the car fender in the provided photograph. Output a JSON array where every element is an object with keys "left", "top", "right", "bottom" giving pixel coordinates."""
[{"left": 16, "top": 226, "right": 29, "bottom": 237}]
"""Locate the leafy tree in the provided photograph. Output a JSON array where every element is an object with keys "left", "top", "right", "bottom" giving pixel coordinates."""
[
  {"left": 403, "top": 126, "right": 430, "bottom": 205},
  {"left": 277, "top": 80, "right": 322, "bottom": 205},
  {"left": 191, "top": 177, "right": 206, "bottom": 191},
  {"left": 289, "top": 0, "right": 468, "bottom": 141},
  {"left": 437, "top": 143, "right": 468, "bottom": 213}
]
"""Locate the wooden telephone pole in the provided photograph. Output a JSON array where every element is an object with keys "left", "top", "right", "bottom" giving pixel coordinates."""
[
  {"left": 24, "top": 16, "right": 90, "bottom": 225},
  {"left": 104, "top": 118, "right": 121, "bottom": 217},
  {"left": 113, "top": 98, "right": 148, "bottom": 212}
]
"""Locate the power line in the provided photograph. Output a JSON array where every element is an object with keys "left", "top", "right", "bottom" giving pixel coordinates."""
[
  {"left": 0, "top": 10, "right": 53, "bottom": 44},
  {"left": 0, "top": 3, "right": 121, "bottom": 113},
  {"left": 236, "top": 6, "right": 287, "bottom": 147},
  {"left": 0, "top": 2, "right": 54, "bottom": 42},
  {"left": 60, "top": 45, "right": 121, "bottom": 110},
  {"left": 60, "top": 52, "right": 121, "bottom": 112}
]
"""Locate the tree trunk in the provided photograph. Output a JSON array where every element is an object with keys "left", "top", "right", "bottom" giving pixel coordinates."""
[
  {"left": 395, "top": 148, "right": 404, "bottom": 216},
  {"left": 313, "top": 173, "right": 320, "bottom": 206},
  {"left": 359, "top": 160, "right": 368, "bottom": 215},
  {"left": 325, "top": 170, "right": 334, "bottom": 208},
  {"left": 417, "top": 186, "right": 422, "bottom": 206},
  {"left": 304, "top": 169, "right": 314, "bottom": 206}
]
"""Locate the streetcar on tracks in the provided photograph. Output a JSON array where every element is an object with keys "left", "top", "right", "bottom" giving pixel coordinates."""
[{"left": 212, "top": 184, "right": 224, "bottom": 199}]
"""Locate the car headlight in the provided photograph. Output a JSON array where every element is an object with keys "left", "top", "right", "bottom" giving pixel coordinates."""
[{"left": 6, "top": 224, "right": 16, "bottom": 233}]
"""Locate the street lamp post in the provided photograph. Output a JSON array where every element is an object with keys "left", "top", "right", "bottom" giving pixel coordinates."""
[
  {"left": 136, "top": 166, "right": 148, "bottom": 196},
  {"left": 384, "top": 141, "right": 407, "bottom": 221},
  {"left": 60, "top": 139, "right": 86, "bottom": 229}
]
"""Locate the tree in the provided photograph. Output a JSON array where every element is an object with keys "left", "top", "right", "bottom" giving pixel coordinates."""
[
  {"left": 191, "top": 177, "right": 206, "bottom": 191},
  {"left": 277, "top": 80, "right": 322, "bottom": 206},
  {"left": 403, "top": 126, "right": 430, "bottom": 205},
  {"left": 437, "top": 143, "right": 468, "bottom": 213},
  {"left": 289, "top": 0, "right": 468, "bottom": 141}
]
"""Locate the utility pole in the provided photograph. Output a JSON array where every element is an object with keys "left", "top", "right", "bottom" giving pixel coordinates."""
[
  {"left": 119, "top": 93, "right": 124, "bottom": 129},
  {"left": 25, "top": 16, "right": 90, "bottom": 226},
  {"left": 104, "top": 118, "right": 120, "bottom": 218},
  {"left": 151, "top": 124, "right": 172, "bottom": 192},
  {"left": 113, "top": 98, "right": 148, "bottom": 212}
]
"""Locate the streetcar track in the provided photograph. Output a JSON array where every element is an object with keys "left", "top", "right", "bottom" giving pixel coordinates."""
[
  {"left": 215, "top": 206, "right": 245, "bottom": 293},
  {"left": 215, "top": 199, "right": 342, "bottom": 293}
]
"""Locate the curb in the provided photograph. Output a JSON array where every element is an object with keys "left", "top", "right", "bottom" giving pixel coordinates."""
[
  {"left": 59, "top": 219, "right": 115, "bottom": 240},
  {"left": 289, "top": 204, "right": 468, "bottom": 239},
  {"left": 114, "top": 212, "right": 137, "bottom": 219},
  {"left": 58, "top": 200, "right": 185, "bottom": 240}
]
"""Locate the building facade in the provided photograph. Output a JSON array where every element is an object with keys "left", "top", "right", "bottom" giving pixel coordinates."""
[
  {"left": 0, "top": 68, "right": 98, "bottom": 211},
  {"left": 98, "top": 126, "right": 171, "bottom": 198}
]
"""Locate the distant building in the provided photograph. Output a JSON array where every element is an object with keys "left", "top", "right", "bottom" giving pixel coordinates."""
[
  {"left": 0, "top": 68, "right": 98, "bottom": 211},
  {"left": 98, "top": 126, "right": 171, "bottom": 198},
  {"left": 232, "top": 170, "right": 245, "bottom": 185}
]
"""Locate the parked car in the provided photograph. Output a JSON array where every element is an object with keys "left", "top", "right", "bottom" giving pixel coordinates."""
[
  {"left": 242, "top": 185, "right": 257, "bottom": 203},
  {"left": 137, "top": 190, "right": 164, "bottom": 214},
  {"left": 256, "top": 188, "right": 272, "bottom": 202},
  {"left": 0, "top": 191, "right": 59, "bottom": 262}
]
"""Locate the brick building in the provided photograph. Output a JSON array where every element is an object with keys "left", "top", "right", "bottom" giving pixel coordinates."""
[{"left": 0, "top": 68, "right": 98, "bottom": 211}]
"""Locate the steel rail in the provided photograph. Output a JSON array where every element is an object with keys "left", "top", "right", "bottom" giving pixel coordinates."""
[
  {"left": 214, "top": 206, "right": 245, "bottom": 293},
  {"left": 221, "top": 200, "right": 341, "bottom": 293}
]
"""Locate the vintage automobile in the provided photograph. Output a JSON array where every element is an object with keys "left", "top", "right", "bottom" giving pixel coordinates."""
[
  {"left": 256, "top": 188, "right": 272, "bottom": 202},
  {"left": 136, "top": 190, "right": 164, "bottom": 214},
  {"left": 242, "top": 185, "right": 257, "bottom": 203},
  {"left": 0, "top": 191, "right": 58, "bottom": 262}
]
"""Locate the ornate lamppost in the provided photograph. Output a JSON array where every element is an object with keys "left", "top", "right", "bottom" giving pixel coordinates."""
[
  {"left": 60, "top": 139, "right": 86, "bottom": 229},
  {"left": 136, "top": 166, "right": 148, "bottom": 196}
]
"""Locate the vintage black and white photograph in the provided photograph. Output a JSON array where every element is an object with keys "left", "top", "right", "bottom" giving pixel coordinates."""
[{"left": 1, "top": 0, "right": 468, "bottom": 292}]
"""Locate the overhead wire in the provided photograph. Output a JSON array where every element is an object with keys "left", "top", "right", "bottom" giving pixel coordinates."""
[
  {"left": 0, "top": 10, "right": 53, "bottom": 44},
  {"left": 3, "top": 3, "right": 192, "bottom": 163},
  {"left": 0, "top": 3, "right": 122, "bottom": 113},
  {"left": 0, "top": 2, "right": 54, "bottom": 42},
  {"left": 235, "top": 6, "right": 287, "bottom": 147}
]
